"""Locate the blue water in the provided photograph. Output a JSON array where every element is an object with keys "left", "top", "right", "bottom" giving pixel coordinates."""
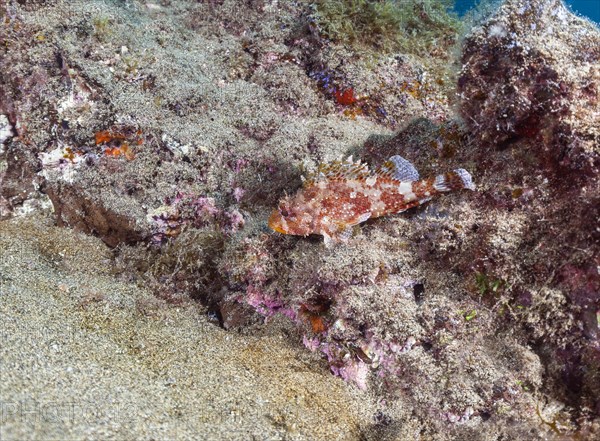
[{"left": 453, "top": 0, "right": 600, "bottom": 24}]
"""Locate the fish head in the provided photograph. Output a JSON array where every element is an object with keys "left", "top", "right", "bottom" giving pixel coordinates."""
[
  {"left": 268, "top": 197, "right": 313, "bottom": 236},
  {"left": 268, "top": 208, "right": 288, "bottom": 234}
]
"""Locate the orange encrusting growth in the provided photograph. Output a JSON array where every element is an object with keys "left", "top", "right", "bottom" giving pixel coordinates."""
[
  {"left": 268, "top": 155, "right": 474, "bottom": 246},
  {"left": 333, "top": 88, "right": 358, "bottom": 106},
  {"left": 94, "top": 128, "right": 142, "bottom": 160},
  {"left": 95, "top": 130, "right": 127, "bottom": 145},
  {"left": 104, "top": 143, "right": 135, "bottom": 160}
]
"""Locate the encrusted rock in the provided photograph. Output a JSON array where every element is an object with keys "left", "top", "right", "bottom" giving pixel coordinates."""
[
  {"left": 458, "top": 0, "right": 600, "bottom": 421},
  {"left": 459, "top": 0, "right": 599, "bottom": 177}
]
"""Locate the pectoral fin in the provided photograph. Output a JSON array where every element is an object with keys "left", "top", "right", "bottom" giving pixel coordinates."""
[
  {"left": 322, "top": 223, "right": 355, "bottom": 247},
  {"left": 323, "top": 232, "right": 334, "bottom": 248},
  {"left": 355, "top": 212, "right": 372, "bottom": 224},
  {"left": 337, "top": 224, "right": 354, "bottom": 242}
]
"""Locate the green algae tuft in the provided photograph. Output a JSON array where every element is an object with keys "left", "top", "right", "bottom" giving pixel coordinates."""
[{"left": 313, "top": 0, "right": 462, "bottom": 55}]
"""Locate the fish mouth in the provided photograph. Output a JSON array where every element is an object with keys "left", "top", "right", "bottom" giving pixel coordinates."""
[{"left": 268, "top": 210, "right": 287, "bottom": 234}]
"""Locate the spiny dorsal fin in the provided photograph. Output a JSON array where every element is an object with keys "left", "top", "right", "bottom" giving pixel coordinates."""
[
  {"left": 302, "top": 157, "right": 371, "bottom": 187},
  {"left": 375, "top": 155, "right": 419, "bottom": 182}
]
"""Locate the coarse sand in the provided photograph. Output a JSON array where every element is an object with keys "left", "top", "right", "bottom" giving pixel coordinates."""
[{"left": 0, "top": 215, "right": 378, "bottom": 440}]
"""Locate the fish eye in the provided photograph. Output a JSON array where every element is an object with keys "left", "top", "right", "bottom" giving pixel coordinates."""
[{"left": 280, "top": 209, "right": 289, "bottom": 217}]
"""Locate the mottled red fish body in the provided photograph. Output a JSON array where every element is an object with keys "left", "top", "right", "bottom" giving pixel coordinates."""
[{"left": 269, "top": 156, "right": 474, "bottom": 245}]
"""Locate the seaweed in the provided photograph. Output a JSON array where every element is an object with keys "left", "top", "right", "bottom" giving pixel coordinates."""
[{"left": 312, "top": 0, "right": 462, "bottom": 55}]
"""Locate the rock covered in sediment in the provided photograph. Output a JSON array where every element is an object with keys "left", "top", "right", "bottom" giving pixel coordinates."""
[{"left": 457, "top": 0, "right": 600, "bottom": 425}]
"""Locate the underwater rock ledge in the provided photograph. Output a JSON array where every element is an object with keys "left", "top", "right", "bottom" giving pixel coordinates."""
[{"left": 1, "top": 0, "right": 598, "bottom": 439}]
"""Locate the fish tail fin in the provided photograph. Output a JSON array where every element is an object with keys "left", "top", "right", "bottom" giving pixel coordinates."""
[{"left": 433, "top": 169, "right": 475, "bottom": 192}]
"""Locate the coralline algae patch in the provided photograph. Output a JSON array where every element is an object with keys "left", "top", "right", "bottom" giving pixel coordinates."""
[
  {"left": 0, "top": 115, "right": 14, "bottom": 152},
  {"left": 147, "top": 192, "right": 244, "bottom": 245},
  {"left": 39, "top": 145, "right": 86, "bottom": 184}
]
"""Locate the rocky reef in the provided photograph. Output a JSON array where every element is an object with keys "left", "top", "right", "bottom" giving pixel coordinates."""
[
  {"left": 1, "top": 0, "right": 598, "bottom": 439},
  {"left": 458, "top": 0, "right": 599, "bottom": 422}
]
